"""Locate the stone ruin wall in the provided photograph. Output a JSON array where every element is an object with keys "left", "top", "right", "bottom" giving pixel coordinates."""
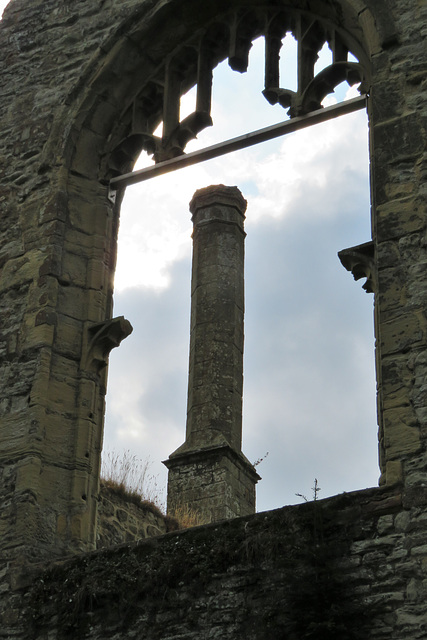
[
  {"left": 0, "top": 0, "right": 143, "bottom": 564},
  {"left": 9, "top": 486, "right": 427, "bottom": 640},
  {"left": 96, "top": 484, "right": 177, "bottom": 548},
  {"left": 0, "top": 0, "right": 426, "bottom": 637}
]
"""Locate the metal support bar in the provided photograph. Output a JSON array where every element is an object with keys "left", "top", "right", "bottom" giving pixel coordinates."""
[{"left": 109, "top": 95, "right": 366, "bottom": 195}]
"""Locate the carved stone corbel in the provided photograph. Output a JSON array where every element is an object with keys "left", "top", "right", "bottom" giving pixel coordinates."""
[
  {"left": 338, "top": 241, "right": 376, "bottom": 293},
  {"left": 82, "top": 316, "right": 133, "bottom": 373}
]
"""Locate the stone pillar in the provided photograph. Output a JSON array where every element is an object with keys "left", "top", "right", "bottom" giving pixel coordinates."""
[{"left": 164, "top": 185, "right": 260, "bottom": 523}]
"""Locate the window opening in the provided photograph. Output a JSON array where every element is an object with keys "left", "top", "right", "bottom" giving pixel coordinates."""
[
  {"left": 279, "top": 33, "right": 298, "bottom": 92},
  {"left": 314, "top": 41, "right": 333, "bottom": 76},
  {"left": 104, "top": 19, "right": 376, "bottom": 511}
]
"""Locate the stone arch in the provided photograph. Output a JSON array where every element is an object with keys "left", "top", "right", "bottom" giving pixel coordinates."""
[
  {"left": 2, "top": 0, "right": 424, "bottom": 565},
  {"left": 56, "top": 0, "right": 378, "bottom": 544}
]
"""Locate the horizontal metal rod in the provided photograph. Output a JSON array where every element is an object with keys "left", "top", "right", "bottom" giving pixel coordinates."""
[{"left": 109, "top": 95, "right": 367, "bottom": 191}]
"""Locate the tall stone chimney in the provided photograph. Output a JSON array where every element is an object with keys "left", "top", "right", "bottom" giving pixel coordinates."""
[{"left": 164, "top": 185, "right": 260, "bottom": 523}]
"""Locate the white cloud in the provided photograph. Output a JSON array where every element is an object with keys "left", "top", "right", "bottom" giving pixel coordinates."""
[{"left": 115, "top": 75, "right": 368, "bottom": 291}]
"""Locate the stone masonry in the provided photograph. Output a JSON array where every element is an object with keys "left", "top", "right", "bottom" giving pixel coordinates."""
[
  {"left": 164, "top": 185, "right": 260, "bottom": 522},
  {"left": 96, "top": 483, "right": 178, "bottom": 548},
  {"left": 0, "top": 0, "right": 426, "bottom": 637},
  {"left": 11, "top": 486, "right": 427, "bottom": 640}
]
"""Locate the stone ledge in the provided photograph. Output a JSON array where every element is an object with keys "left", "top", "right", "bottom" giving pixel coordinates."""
[{"left": 164, "top": 442, "right": 261, "bottom": 483}]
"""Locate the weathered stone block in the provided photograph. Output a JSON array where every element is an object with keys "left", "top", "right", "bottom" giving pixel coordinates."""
[
  {"left": 376, "top": 197, "right": 423, "bottom": 241},
  {"left": 377, "top": 266, "right": 407, "bottom": 314},
  {"left": 54, "top": 314, "right": 83, "bottom": 359},
  {"left": 86, "top": 258, "right": 108, "bottom": 291},
  {"left": 0, "top": 251, "right": 41, "bottom": 294},
  {"left": 70, "top": 128, "right": 107, "bottom": 179},
  {"left": 61, "top": 251, "right": 88, "bottom": 288},
  {"left": 383, "top": 407, "right": 421, "bottom": 458},
  {"left": 385, "top": 460, "right": 403, "bottom": 486},
  {"left": 380, "top": 313, "right": 423, "bottom": 355},
  {"left": 22, "top": 320, "right": 55, "bottom": 351}
]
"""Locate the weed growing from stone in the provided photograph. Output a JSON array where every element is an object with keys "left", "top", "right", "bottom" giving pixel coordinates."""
[
  {"left": 100, "top": 449, "right": 206, "bottom": 530},
  {"left": 101, "top": 449, "right": 164, "bottom": 510},
  {"left": 252, "top": 451, "right": 269, "bottom": 467},
  {"left": 167, "top": 502, "right": 209, "bottom": 528},
  {"left": 295, "top": 477, "right": 321, "bottom": 503}
]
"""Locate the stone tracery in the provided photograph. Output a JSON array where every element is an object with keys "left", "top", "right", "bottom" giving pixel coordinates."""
[{"left": 108, "top": 6, "right": 369, "bottom": 175}]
